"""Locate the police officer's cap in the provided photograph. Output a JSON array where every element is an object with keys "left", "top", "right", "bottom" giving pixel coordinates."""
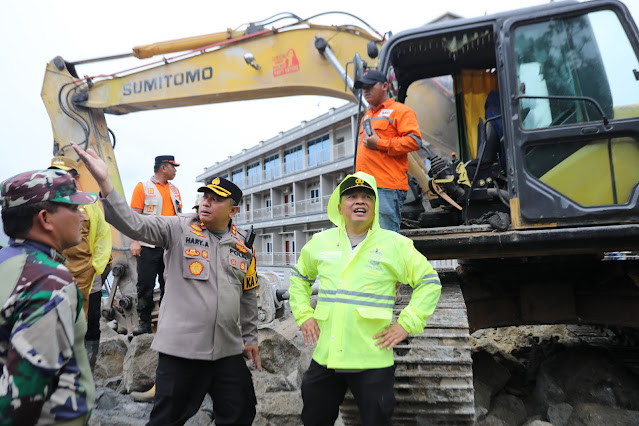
[
  {"left": 198, "top": 177, "right": 242, "bottom": 204},
  {"left": 340, "top": 176, "right": 375, "bottom": 197},
  {"left": 155, "top": 155, "right": 180, "bottom": 167},
  {"left": 49, "top": 156, "right": 80, "bottom": 173}
]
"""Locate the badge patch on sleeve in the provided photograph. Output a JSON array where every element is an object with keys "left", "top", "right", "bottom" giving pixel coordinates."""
[
  {"left": 189, "top": 261, "right": 204, "bottom": 276},
  {"left": 243, "top": 257, "right": 258, "bottom": 291},
  {"left": 240, "top": 261, "right": 246, "bottom": 271}
]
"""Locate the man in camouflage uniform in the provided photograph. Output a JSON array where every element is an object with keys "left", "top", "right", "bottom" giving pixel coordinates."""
[{"left": 0, "top": 169, "right": 97, "bottom": 425}]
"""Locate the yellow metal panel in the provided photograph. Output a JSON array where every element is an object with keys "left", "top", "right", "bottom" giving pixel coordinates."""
[
  {"left": 83, "top": 28, "right": 375, "bottom": 114},
  {"left": 540, "top": 138, "right": 639, "bottom": 206}
]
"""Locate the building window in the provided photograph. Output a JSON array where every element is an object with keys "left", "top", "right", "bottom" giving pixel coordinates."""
[
  {"left": 266, "top": 242, "right": 273, "bottom": 253},
  {"left": 265, "top": 198, "right": 272, "bottom": 211},
  {"left": 310, "top": 188, "right": 320, "bottom": 203},
  {"left": 247, "top": 161, "right": 260, "bottom": 186},
  {"left": 284, "top": 145, "right": 303, "bottom": 174},
  {"left": 232, "top": 168, "right": 244, "bottom": 188},
  {"left": 263, "top": 154, "right": 280, "bottom": 180},
  {"left": 307, "top": 134, "right": 330, "bottom": 167}
]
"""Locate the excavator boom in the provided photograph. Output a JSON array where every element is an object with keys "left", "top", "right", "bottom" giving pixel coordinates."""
[{"left": 41, "top": 15, "right": 383, "bottom": 338}]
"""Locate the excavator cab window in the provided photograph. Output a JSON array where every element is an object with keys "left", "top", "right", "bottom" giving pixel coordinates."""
[
  {"left": 514, "top": 10, "right": 638, "bottom": 129},
  {"left": 514, "top": 8, "right": 639, "bottom": 207}
]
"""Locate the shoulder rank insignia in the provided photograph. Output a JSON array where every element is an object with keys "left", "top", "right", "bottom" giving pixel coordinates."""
[
  {"left": 185, "top": 248, "right": 200, "bottom": 256},
  {"left": 231, "top": 223, "right": 237, "bottom": 236},
  {"left": 191, "top": 223, "right": 203, "bottom": 232},
  {"left": 189, "top": 261, "right": 204, "bottom": 275},
  {"left": 190, "top": 230, "right": 205, "bottom": 238},
  {"left": 235, "top": 243, "right": 249, "bottom": 254}
]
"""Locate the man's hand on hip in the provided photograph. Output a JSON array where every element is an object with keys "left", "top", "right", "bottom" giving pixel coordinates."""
[
  {"left": 374, "top": 322, "right": 409, "bottom": 350},
  {"left": 300, "top": 318, "right": 320, "bottom": 346}
]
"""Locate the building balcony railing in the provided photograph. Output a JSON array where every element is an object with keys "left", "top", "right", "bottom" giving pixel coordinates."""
[
  {"left": 233, "top": 141, "right": 354, "bottom": 190},
  {"left": 256, "top": 251, "right": 301, "bottom": 266},
  {"left": 235, "top": 194, "right": 331, "bottom": 224}
]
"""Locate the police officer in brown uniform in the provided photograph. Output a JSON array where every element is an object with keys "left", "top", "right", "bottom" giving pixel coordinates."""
[{"left": 71, "top": 142, "right": 261, "bottom": 426}]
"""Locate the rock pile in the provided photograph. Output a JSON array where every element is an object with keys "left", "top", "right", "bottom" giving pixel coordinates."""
[{"left": 88, "top": 320, "right": 639, "bottom": 426}]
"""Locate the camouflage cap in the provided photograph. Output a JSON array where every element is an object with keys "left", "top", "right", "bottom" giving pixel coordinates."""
[{"left": 0, "top": 169, "right": 98, "bottom": 209}]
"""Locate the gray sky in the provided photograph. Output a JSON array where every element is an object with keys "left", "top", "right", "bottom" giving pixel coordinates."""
[{"left": 1, "top": 0, "right": 638, "bottom": 231}]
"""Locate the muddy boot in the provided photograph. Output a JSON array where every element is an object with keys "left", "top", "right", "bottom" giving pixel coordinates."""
[
  {"left": 131, "top": 385, "right": 155, "bottom": 402},
  {"left": 84, "top": 340, "right": 100, "bottom": 373},
  {"left": 132, "top": 322, "right": 152, "bottom": 336}
]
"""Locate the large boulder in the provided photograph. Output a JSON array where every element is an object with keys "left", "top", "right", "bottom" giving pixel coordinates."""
[
  {"left": 532, "top": 347, "right": 639, "bottom": 413},
  {"left": 122, "top": 334, "right": 158, "bottom": 393},
  {"left": 258, "top": 328, "right": 301, "bottom": 376},
  {"left": 89, "top": 388, "right": 152, "bottom": 426},
  {"left": 93, "top": 337, "right": 128, "bottom": 386},
  {"left": 547, "top": 402, "right": 573, "bottom": 426},
  {"left": 489, "top": 394, "right": 527, "bottom": 426},
  {"left": 253, "top": 369, "right": 297, "bottom": 395},
  {"left": 567, "top": 403, "right": 639, "bottom": 426},
  {"left": 256, "top": 390, "right": 303, "bottom": 426},
  {"left": 473, "top": 351, "right": 512, "bottom": 396}
]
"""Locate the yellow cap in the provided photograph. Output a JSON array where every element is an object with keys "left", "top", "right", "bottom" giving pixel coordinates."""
[{"left": 49, "top": 156, "right": 79, "bottom": 172}]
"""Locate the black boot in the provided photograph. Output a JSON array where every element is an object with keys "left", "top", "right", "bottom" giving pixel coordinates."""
[{"left": 132, "top": 322, "right": 152, "bottom": 336}]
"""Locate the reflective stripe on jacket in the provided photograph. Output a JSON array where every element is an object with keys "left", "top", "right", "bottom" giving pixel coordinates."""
[
  {"left": 289, "top": 172, "right": 441, "bottom": 370},
  {"left": 355, "top": 98, "right": 422, "bottom": 191}
]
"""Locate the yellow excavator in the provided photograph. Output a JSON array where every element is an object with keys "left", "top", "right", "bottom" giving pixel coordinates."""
[{"left": 41, "top": 2, "right": 639, "bottom": 424}]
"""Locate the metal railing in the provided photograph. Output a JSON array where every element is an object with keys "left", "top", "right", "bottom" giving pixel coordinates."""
[
  {"left": 239, "top": 141, "right": 355, "bottom": 189},
  {"left": 236, "top": 194, "right": 332, "bottom": 224}
]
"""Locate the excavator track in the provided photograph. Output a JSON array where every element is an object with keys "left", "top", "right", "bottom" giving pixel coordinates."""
[{"left": 341, "top": 276, "right": 475, "bottom": 425}]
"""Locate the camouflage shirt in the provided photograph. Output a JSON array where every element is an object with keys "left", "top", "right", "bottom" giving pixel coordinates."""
[{"left": 0, "top": 239, "right": 95, "bottom": 425}]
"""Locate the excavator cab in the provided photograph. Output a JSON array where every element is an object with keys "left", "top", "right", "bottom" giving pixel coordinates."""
[{"left": 382, "top": 0, "right": 639, "bottom": 230}]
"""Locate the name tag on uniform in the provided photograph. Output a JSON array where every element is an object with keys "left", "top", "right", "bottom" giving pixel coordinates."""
[{"left": 379, "top": 109, "right": 393, "bottom": 117}]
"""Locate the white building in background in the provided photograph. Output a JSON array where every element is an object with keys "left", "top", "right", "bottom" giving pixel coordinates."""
[
  {"left": 197, "top": 101, "right": 456, "bottom": 281},
  {"left": 197, "top": 103, "right": 360, "bottom": 281}
]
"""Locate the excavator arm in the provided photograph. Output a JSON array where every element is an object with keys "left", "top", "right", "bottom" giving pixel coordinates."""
[{"left": 41, "top": 17, "right": 384, "bottom": 335}]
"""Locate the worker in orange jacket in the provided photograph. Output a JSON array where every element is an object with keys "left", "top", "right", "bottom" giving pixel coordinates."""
[{"left": 355, "top": 69, "right": 422, "bottom": 233}]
